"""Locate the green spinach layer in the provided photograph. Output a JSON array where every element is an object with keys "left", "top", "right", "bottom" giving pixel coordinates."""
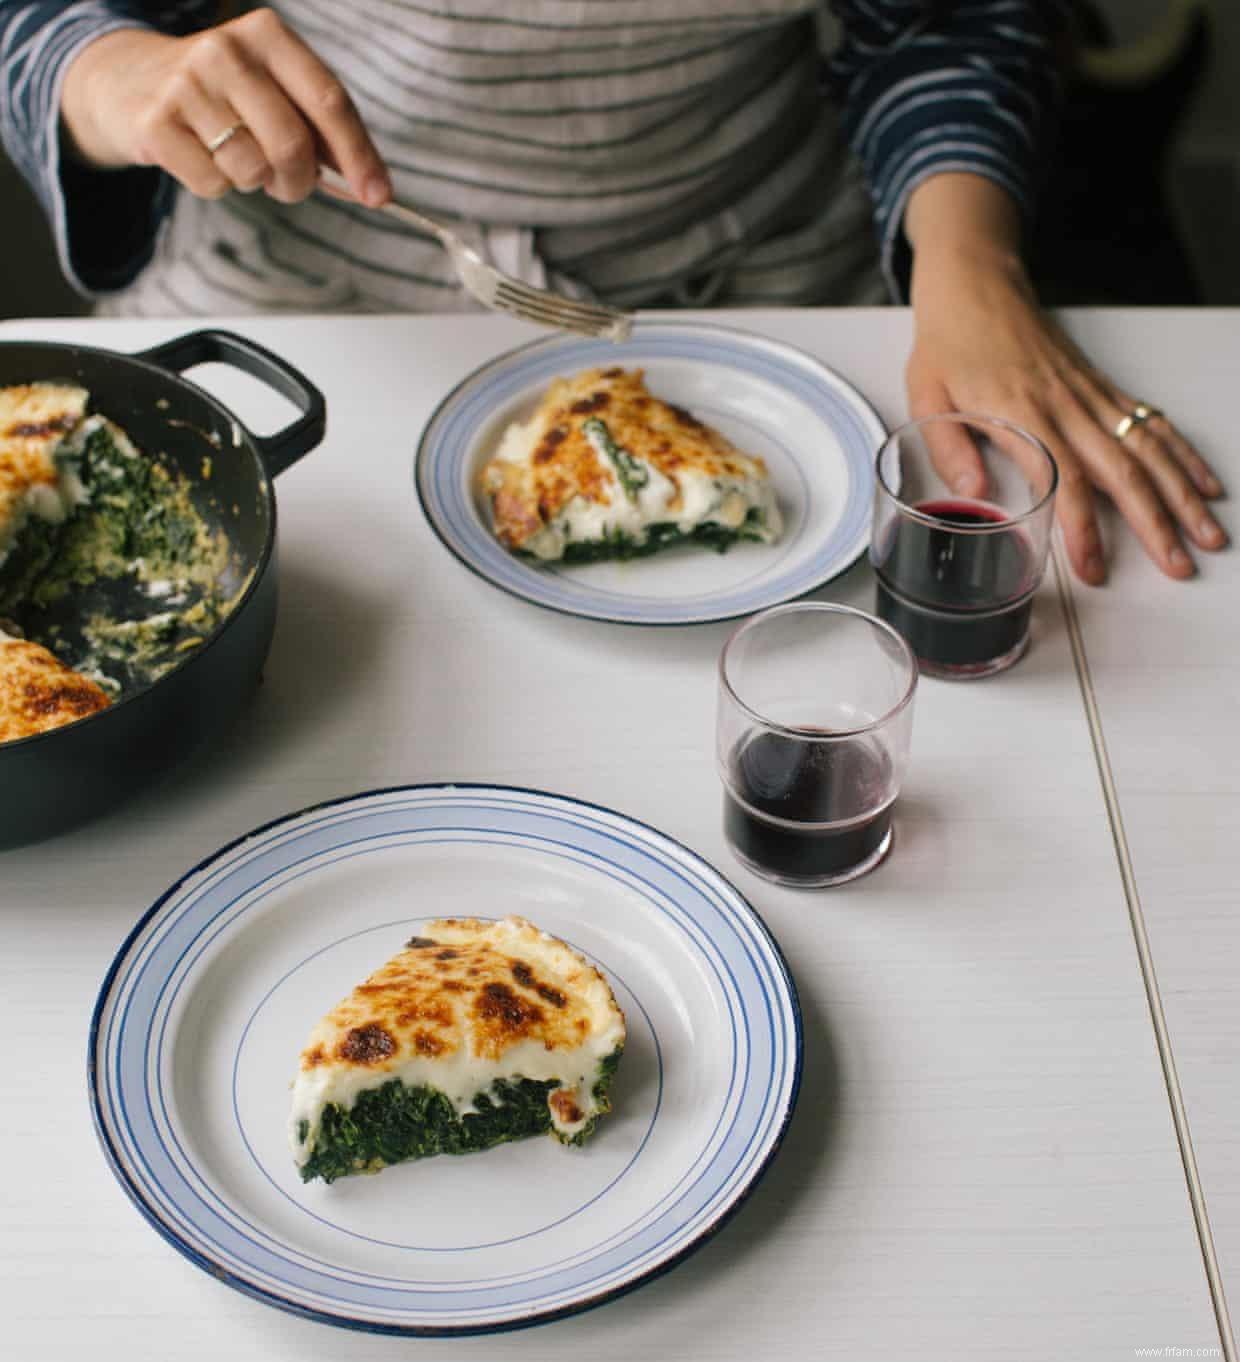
[
  {"left": 301, "top": 1051, "right": 622, "bottom": 1184},
  {"left": 540, "top": 508, "right": 770, "bottom": 566}
]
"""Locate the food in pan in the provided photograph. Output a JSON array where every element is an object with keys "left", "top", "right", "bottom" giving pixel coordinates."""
[
  {"left": 0, "top": 382, "right": 91, "bottom": 566},
  {"left": 289, "top": 916, "right": 626, "bottom": 1184},
  {"left": 0, "top": 628, "right": 110, "bottom": 741},
  {"left": 480, "top": 366, "right": 782, "bottom": 562},
  {"left": 0, "top": 382, "right": 238, "bottom": 741}
]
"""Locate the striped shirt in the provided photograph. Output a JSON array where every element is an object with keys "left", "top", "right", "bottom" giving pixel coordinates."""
[{"left": 0, "top": 1, "right": 1070, "bottom": 315}]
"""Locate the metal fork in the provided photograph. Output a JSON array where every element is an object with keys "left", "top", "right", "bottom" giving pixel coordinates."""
[{"left": 317, "top": 168, "right": 634, "bottom": 342}]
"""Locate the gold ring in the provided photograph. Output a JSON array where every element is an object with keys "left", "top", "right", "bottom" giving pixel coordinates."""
[
  {"left": 1114, "top": 402, "right": 1164, "bottom": 441},
  {"left": 204, "top": 120, "right": 246, "bottom": 155}
]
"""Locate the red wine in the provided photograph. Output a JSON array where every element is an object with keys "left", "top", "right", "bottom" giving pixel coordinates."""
[
  {"left": 723, "top": 731, "right": 893, "bottom": 883},
  {"left": 872, "top": 498, "right": 1037, "bottom": 669}
]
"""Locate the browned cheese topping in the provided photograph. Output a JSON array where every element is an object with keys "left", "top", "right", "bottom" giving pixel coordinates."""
[
  {"left": 481, "top": 367, "right": 766, "bottom": 551},
  {"left": 298, "top": 916, "right": 611, "bottom": 1076},
  {"left": 0, "top": 638, "right": 110, "bottom": 741}
]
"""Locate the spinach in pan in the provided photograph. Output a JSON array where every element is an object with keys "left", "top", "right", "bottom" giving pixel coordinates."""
[{"left": 0, "top": 419, "right": 238, "bottom": 695}]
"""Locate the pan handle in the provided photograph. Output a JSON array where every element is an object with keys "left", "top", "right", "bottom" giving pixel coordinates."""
[{"left": 133, "top": 329, "right": 326, "bottom": 478}]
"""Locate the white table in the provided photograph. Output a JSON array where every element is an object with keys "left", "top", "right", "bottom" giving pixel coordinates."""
[
  {"left": 0, "top": 309, "right": 1232, "bottom": 1361},
  {"left": 1057, "top": 310, "right": 1240, "bottom": 1351}
]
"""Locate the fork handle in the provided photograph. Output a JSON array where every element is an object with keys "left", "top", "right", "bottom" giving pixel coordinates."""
[{"left": 316, "top": 167, "right": 451, "bottom": 247}]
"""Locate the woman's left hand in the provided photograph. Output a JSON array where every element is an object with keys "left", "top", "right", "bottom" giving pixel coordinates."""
[{"left": 904, "top": 174, "right": 1226, "bottom": 585}]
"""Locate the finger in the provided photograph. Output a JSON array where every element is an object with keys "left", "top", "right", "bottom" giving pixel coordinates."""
[
  {"left": 238, "top": 9, "right": 390, "bottom": 206},
  {"left": 132, "top": 99, "right": 233, "bottom": 198},
  {"left": 1113, "top": 419, "right": 1228, "bottom": 552},
  {"left": 185, "top": 26, "right": 318, "bottom": 202},
  {"left": 212, "top": 63, "right": 320, "bottom": 202},
  {"left": 1106, "top": 387, "right": 1224, "bottom": 499},
  {"left": 1017, "top": 411, "right": 1107, "bottom": 585},
  {"left": 1155, "top": 417, "right": 1225, "bottom": 499},
  {"left": 905, "top": 368, "right": 988, "bottom": 498},
  {"left": 171, "top": 70, "right": 271, "bottom": 193},
  {"left": 1056, "top": 400, "right": 1196, "bottom": 580},
  {"left": 1138, "top": 410, "right": 1223, "bottom": 499},
  {"left": 1070, "top": 375, "right": 1227, "bottom": 550},
  {"left": 211, "top": 128, "right": 272, "bottom": 194}
]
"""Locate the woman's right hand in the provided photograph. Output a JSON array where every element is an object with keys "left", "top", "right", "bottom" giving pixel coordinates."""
[{"left": 60, "top": 7, "right": 390, "bottom": 207}]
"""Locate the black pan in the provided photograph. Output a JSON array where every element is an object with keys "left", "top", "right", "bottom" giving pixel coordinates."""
[{"left": 0, "top": 329, "right": 325, "bottom": 849}]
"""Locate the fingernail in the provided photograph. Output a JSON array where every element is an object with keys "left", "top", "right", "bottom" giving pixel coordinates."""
[
  {"left": 1200, "top": 517, "right": 1228, "bottom": 547},
  {"left": 953, "top": 474, "right": 974, "bottom": 495},
  {"left": 1168, "top": 545, "right": 1193, "bottom": 573},
  {"left": 364, "top": 174, "right": 390, "bottom": 207}
]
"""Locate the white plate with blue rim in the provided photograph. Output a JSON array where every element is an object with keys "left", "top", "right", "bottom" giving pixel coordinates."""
[
  {"left": 90, "top": 784, "right": 802, "bottom": 1336},
  {"left": 416, "top": 320, "right": 885, "bottom": 625}
]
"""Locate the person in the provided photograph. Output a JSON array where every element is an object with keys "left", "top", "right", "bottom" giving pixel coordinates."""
[{"left": 0, "top": 0, "right": 1226, "bottom": 585}]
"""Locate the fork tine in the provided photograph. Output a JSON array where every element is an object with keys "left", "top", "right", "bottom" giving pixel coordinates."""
[
  {"left": 491, "top": 280, "right": 633, "bottom": 329},
  {"left": 492, "top": 281, "right": 620, "bottom": 317},
  {"left": 496, "top": 296, "right": 626, "bottom": 336},
  {"left": 493, "top": 294, "right": 629, "bottom": 331},
  {"left": 496, "top": 298, "right": 634, "bottom": 342},
  {"left": 490, "top": 284, "right": 631, "bottom": 329},
  {"left": 491, "top": 294, "right": 624, "bottom": 339}
]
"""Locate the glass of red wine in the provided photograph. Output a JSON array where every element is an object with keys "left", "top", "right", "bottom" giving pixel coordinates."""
[
  {"left": 717, "top": 603, "right": 918, "bottom": 888},
  {"left": 870, "top": 414, "right": 1058, "bottom": 679}
]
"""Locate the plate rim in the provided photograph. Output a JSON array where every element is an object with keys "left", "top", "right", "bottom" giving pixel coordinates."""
[
  {"left": 87, "top": 781, "right": 804, "bottom": 1336},
  {"left": 413, "top": 319, "right": 885, "bottom": 627}
]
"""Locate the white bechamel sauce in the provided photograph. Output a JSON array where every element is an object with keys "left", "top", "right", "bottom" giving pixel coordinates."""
[
  {"left": 288, "top": 1018, "right": 622, "bottom": 1166},
  {"left": 114, "top": 608, "right": 178, "bottom": 633},
  {"left": 57, "top": 413, "right": 101, "bottom": 458},
  {"left": 60, "top": 467, "right": 89, "bottom": 510},
  {"left": 58, "top": 414, "right": 139, "bottom": 480},
  {"left": 492, "top": 418, "right": 536, "bottom": 468},
  {"left": 498, "top": 411, "right": 783, "bottom": 562},
  {"left": 25, "top": 482, "right": 73, "bottom": 524}
]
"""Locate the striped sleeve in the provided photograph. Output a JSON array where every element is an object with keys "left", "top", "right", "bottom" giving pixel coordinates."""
[
  {"left": 825, "top": 0, "right": 1074, "bottom": 297},
  {"left": 0, "top": 2, "right": 207, "bottom": 295}
]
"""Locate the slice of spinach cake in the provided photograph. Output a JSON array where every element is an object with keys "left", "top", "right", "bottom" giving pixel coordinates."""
[
  {"left": 480, "top": 366, "right": 783, "bottom": 563},
  {"left": 289, "top": 916, "right": 626, "bottom": 1183}
]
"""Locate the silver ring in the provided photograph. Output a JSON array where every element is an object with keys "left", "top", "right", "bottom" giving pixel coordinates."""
[
  {"left": 204, "top": 120, "right": 246, "bottom": 155},
  {"left": 1114, "top": 402, "right": 1163, "bottom": 441}
]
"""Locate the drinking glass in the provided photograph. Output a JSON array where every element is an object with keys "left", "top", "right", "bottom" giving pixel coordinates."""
[
  {"left": 871, "top": 413, "right": 1058, "bottom": 679},
  {"left": 716, "top": 602, "right": 917, "bottom": 888}
]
